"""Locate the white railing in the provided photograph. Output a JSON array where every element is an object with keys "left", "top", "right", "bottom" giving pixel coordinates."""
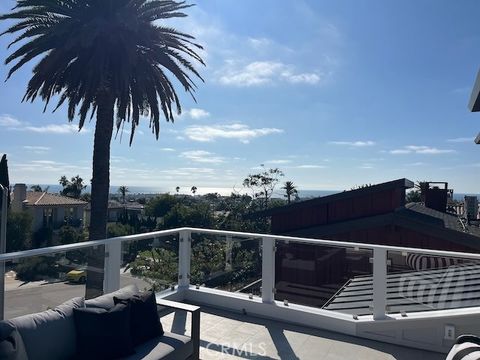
[
  {"left": 4, "top": 227, "right": 480, "bottom": 352},
  {"left": 2, "top": 227, "right": 480, "bottom": 319}
]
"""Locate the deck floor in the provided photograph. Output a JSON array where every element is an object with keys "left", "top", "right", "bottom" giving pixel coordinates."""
[{"left": 159, "top": 305, "right": 445, "bottom": 360}]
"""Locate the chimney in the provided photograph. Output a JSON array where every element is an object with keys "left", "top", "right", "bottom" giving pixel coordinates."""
[
  {"left": 12, "top": 184, "right": 27, "bottom": 212},
  {"left": 422, "top": 182, "right": 448, "bottom": 213},
  {"left": 465, "top": 196, "right": 479, "bottom": 220}
]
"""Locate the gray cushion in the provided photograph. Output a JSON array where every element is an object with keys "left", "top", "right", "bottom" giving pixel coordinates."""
[
  {"left": 85, "top": 284, "right": 139, "bottom": 310},
  {"left": 0, "top": 322, "right": 28, "bottom": 360},
  {"left": 120, "top": 332, "right": 192, "bottom": 360},
  {"left": 7, "top": 297, "right": 84, "bottom": 360}
]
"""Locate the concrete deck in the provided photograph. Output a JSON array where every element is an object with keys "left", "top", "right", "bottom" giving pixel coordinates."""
[{"left": 159, "top": 305, "right": 445, "bottom": 360}]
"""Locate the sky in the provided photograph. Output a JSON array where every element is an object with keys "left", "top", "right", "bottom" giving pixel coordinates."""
[{"left": 1, "top": 0, "right": 480, "bottom": 195}]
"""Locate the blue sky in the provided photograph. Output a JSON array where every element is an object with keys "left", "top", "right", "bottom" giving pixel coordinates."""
[{"left": 1, "top": 0, "right": 480, "bottom": 194}]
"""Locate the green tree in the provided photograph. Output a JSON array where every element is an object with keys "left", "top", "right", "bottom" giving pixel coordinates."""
[
  {"left": 1, "top": 0, "right": 204, "bottom": 298},
  {"left": 6, "top": 211, "right": 32, "bottom": 252},
  {"left": 175, "top": 186, "right": 180, "bottom": 194},
  {"left": 282, "top": 181, "right": 298, "bottom": 204},
  {"left": 130, "top": 248, "right": 178, "bottom": 291},
  {"left": 145, "top": 194, "right": 177, "bottom": 218},
  {"left": 118, "top": 186, "right": 129, "bottom": 204},
  {"left": 163, "top": 203, "right": 214, "bottom": 229},
  {"left": 59, "top": 175, "right": 86, "bottom": 199},
  {"left": 406, "top": 190, "right": 422, "bottom": 203},
  {"left": 243, "top": 166, "right": 284, "bottom": 209},
  {"left": 58, "top": 225, "right": 84, "bottom": 245},
  {"left": 191, "top": 186, "right": 198, "bottom": 196},
  {"left": 107, "top": 223, "right": 134, "bottom": 238},
  {"left": 30, "top": 185, "right": 43, "bottom": 192}
]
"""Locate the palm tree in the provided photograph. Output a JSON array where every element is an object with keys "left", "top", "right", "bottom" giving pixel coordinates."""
[
  {"left": 191, "top": 186, "right": 197, "bottom": 196},
  {"left": 282, "top": 181, "right": 298, "bottom": 204},
  {"left": 1, "top": 0, "right": 204, "bottom": 298},
  {"left": 0, "top": 154, "right": 10, "bottom": 208},
  {"left": 175, "top": 186, "right": 180, "bottom": 194},
  {"left": 118, "top": 186, "right": 129, "bottom": 204}
]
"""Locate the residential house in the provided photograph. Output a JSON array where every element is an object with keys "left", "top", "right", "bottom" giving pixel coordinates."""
[
  {"left": 256, "top": 178, "right": 480, "bottom": 308},
  {"left": 83, "top": 200, "right": 144, "bottom": 227},
  {"left": 11, "top": 183, "right": 87, "bottom": 231}
]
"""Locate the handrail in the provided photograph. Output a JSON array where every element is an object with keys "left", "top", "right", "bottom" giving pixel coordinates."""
[
  {"left": 1, "top": 226, "right": 480, "bottom": 262},
  {"left": 0, "top": 228, "right": 181, "bottom": 261}
]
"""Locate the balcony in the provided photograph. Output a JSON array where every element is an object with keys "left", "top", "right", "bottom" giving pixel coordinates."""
[{"left": 1, "top": 227, "right": 478, "bottom": 358}]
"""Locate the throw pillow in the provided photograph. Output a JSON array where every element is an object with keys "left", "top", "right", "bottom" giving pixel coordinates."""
[
  {"left": 85, "top": 284, "right": 139, "bottom": 310},
  {"left": 73, "top": 303, "right": 134, "bottom": 360},
  {"left": 114, "top": 290, "right": 164, "bottom": 346},
  {"left": 0, "top": 322, "right": 28, "bottom": 360}
]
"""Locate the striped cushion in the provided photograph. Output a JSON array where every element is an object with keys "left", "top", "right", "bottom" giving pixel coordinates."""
[
  {"left": 406, "top": 253, "right": 460, "bottom": 271},
  {"left": 446, "top": 343, "right": 480, "bottom": 360},
  {"left": 446, "top": 336, "right": 480, "bottom": 360}
]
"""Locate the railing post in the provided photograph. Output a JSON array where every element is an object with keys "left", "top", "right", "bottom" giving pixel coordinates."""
[
  {"left": 261, "top": 237, "right": 275, "bottom": 304},
  {"left": 178, "top": 230, "right": 191, "bottom": 289},
  {"left": 103, "top": 240, "right": 122, "bottom": 294},
  {"left": 372, "top": 247, "right": 387, "bottom": 320}
]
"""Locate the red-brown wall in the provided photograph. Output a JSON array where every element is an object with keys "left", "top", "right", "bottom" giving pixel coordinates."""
[{"left": 272, "top": 188, "right": 405, "bottom": 233}]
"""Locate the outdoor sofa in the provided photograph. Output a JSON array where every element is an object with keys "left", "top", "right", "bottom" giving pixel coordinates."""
[{"left": 0, "top": 284, "right": 200, "bottom": 360}]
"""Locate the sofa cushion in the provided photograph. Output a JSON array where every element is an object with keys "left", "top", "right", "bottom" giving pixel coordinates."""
[
  {"left": 114, "top": 290, "right": 164, "bottom": 346},
  {"left": 85, "top": 284, "right": 139, "bottom": 310},
  {"left": 73, "top": 302, "right": 134, "bottom": 360},
  {"left": 7, "top": 297, "right": 84, "bottom": 360},
  {"left": 120, "top": 332, "right": 192, "bottom": 360},
  {"left": 0, "top": 322, "right": 28, "bottom": 360}
]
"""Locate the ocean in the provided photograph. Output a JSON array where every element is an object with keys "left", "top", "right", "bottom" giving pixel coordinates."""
[{"left": 25, "top": 184, "right": 479, "bottom": 201}]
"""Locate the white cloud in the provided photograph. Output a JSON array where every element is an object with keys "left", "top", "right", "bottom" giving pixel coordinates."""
[
  {"left": 265, "top": 159, "right": 292, "bottom": 164},
  {"left": 218, "top": 61, "right": 321, "bottom": 87},
  {"left": 186, "top": 108, "right": 210, "bottom": 120},
  {"left": 160, "top": 148, "right": 176, "bottom": 152},
  {"left": 447, "top": 137, "right": 474, "bottom": 143},
  {"left": 23, "top": 124, "right": 89, "bottom": 134},
  {"left": 390, "top": 149, "right": 411, "bottom": 154},
  {"left": 390, "top": 145, "right": 456, "bottom": 155},
  {"left": 329, "top": 140, "right": 375, "bottom": 147},
  {"left": 23, "top": 146, "right": 50, "bottom": 153},
  {"left": 0, "top": 114, "right": 22, "bottom": 127},
  {"left": 296, "top": 165, "right": 326, "bottom": 169},
  {"left": 180, "top": 150, "right": 225, "bottom": 164},
  {"left": 184, "top": 123, "right": 283, "bottom": 143}
]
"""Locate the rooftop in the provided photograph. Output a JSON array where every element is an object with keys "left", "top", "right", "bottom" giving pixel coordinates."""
[
  {"left": 23, "top": 191, "right": 88, "bottom": 207},
  {"left": 160, "top": 304, "right": 444, "bottom": 360}
]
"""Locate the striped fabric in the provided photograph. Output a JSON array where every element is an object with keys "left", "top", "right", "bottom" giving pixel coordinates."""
[
  {"left": 406, "top": 253, "right": 460, "bottom": 271},
  {"left": 446, "top": 335, "right": 480, "bottom": 360}
]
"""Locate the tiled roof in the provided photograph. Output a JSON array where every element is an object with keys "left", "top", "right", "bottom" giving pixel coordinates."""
[
  {"left": 403, "top": 203, "right": 480, "bottom": 238},
  {"left": 24, "top": 191, "right": 88, "bottom": 206},
  {"left": 324, "top": 263, "right": 480, "bottom": 316}
]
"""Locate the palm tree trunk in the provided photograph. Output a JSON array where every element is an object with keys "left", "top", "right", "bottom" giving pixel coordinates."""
[{"left": 85, "top": 93, "right": 114, "bottom": 299}]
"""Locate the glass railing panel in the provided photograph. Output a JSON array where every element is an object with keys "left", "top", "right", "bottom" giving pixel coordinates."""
[
  {"left": 191, "top": 233, "right": 262, "bottom": 296},
  {"left": 121, "top": 234, "right": 178, "bottom": 292},
  {"left": 4, "top": 248, "right": 91, "bottom": 319},
  {"left": 386, "top": 250, "right": 480, "bottom": 315},
  {"left": 275, "top": 240, "right": 373, "bottom": 314}
]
